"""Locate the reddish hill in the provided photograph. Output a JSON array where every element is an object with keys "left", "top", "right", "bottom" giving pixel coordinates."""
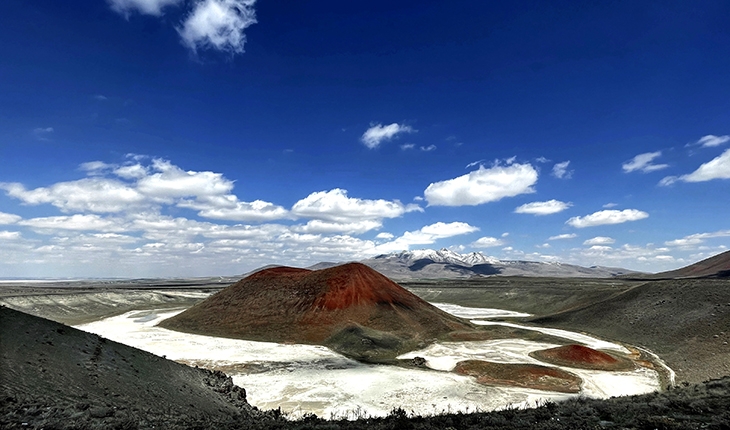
[
  {"left": 645, "top": 250, "right": 730, "bottom": 279},
  {"left": 530, "top": 344, "right": 634, "bottom": 371},
  {"left": 159, "top": 263, "right": 474, "bottom": 360}
]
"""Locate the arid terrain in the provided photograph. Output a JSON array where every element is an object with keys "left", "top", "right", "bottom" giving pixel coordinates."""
[{"left": 2, "top": 251, "right": 729, "bottom": 429}]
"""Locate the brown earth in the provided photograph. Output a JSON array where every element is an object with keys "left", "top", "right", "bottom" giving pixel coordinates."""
[
  {"left": 159, "top": 263, "right": 477, "bottom": 360},
  {"left": 529, "top": 344, "right": 634, "bottom": 371},
  {"left": 453, "top": 360, "right": 582, "bottom": 393}
]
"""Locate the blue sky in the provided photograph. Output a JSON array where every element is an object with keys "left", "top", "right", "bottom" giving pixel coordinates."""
[{"left": 1, "top": 0, "right": 729, "bottom": 278}]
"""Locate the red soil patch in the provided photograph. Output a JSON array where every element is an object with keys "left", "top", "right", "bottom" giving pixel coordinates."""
[
  {"left": 454, "top": 360, "right": 582, "bottom": 393},
  {"left": 530, "top": 344, "right": 634, "bottom": 371},
  {"left": 158, "top": 263, "right": 473, "bottom": 357}
]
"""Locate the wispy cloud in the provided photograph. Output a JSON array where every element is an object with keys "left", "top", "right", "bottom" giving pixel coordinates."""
[
  {"left": 622, "top": 151, "right": 669, "bottom": 173},
  {"left": 32, "top": 127, "right": 54, "bottom": 141},
  {"left": 360, "top": 123, "right": 414, "bottom": 149},
  {"left": 583, "top": 236, "right": 615, "bottom": 245},
  {"left": 107, "top": 0, "right": 182, "bottom": 17},
  {"left": 566, "top": 209, "right": 649, "bottom": 228},
  {"left": 514, "top": 199, "right": 572, "bottom": 216},
  {"left": 548, "top": 233, "right": 576, "bottom": 240},
  {"left": 424, "top": 160, "right": 537, "bottom": 206},
  {"left": 692, "top": 134, "right": 730, "bottom": 148},
  {"left": 471, "top": 236, "right": 505, "bottom": 248},
  {"left": 420, "top": 145, "right": 437, "bottom": 152},
  {"left": 659, "top": 148, "right": 730, "bottom": 185},
  {"left": 664, "top": 229, "right": 730, "bottom": 247},
  {"left": 551, "top": 161, "right": 572, "bottom": 179}
]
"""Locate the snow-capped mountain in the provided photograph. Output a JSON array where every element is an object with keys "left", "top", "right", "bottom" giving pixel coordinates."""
[
  {"left": 386, "top": 248, "right": 501, "bottom": 267},
  {"left": 357, "top": 248, "right": 638, "bottom": 279}
]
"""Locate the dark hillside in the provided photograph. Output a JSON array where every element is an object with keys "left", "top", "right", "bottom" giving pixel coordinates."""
[
  {"left": 0, "top": 306, "right": 261, "bottom": 429},
  {"left": 531, "top": 278, "right": 730, "bottom": 383}
]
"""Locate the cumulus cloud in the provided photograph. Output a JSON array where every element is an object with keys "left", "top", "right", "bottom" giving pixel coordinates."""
[
  {"left": 1, "top": 159, "right": 289, "bottom": 222},
  {"left": 360, "top": 123, "right": 414, "bottom": 149},
  {"left": 583, "top": 236, "right": 615, "bottom": 245},
  {"left": 664, "top": 229, "right": 730, "bottom": 247},
  {"left": 0, "top": 231, "right": 21, "bottom": 240},
  {"left": 107, "top": 0, "right": 181, "bottom": 16},
  {"left": 177, "top": 0, "right": 257, "bottom": 55},
  {"left": 137, "top": 159, "right": 234, "bottom": 200},
  {"left": 514, "top": 199, "right": 572, "bottom": 215},
  {"left": 551, "top": 161, "right": 572, "bottom": 179},
  {"left": 622, "top": 151, "right": 669, "bottom": 173},
  {"left": 566, "top": 209, "right": 649, "bottom": 228},
  {"left": 291, "top": 189, "right": 420, "bottom": 223},
  {"left": 694, "top": 134, "right": 730, "bottom": 148},
  {"left": 471, "top": 236, "right": 505, "bottom": 248},
  {"left": 375, "top": 232, "right": 394, "bottom": 240},
  {"left": 548, "top": 233, "right": 577, "bottom": 240},
  {"left": 424, "top": 162, "right": 538, "bottom": 206},
  {"left": 660, "top": 148, "right": 730, "bottom": 185}
]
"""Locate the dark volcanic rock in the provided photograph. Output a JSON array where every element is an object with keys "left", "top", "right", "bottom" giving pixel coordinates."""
[{"left": 159, "top": 263, "right": 474, "bottom": 359}]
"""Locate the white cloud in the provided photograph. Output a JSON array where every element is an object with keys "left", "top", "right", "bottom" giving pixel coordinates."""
[
  {"left": 0, "top": 231, "right": 21, "bottom": 240},
  {"left": 114, "top": 164, "right": 149, "bottom": 179},
  {"left": 107, "top": 0, "right": 182, "bottom": 16},
  {"left": 622, "top": 151, "right": 669, "bottom": 173},
  {"left": 291, "top": 220, "right": 382, "bottom": 235},
  {"left": 583, "top": 236, "right": 616, "bottom": 245},
  {"left": 471, "top": 236, "right": 505, "bottom": 248},
  {"left": 137, "top": 159, "right": 234, "bottom": 201},
  {"left": 178, "top": 0, "right": 257, "bottom": 55},
  {"left": 376, "top": 222, "right": 479, "bottom": 253},
  {"left": 291, "top": 189, "right": 419, "bottom": 222},
  {"left": 19, "top": 215, "right": 124, "bottom": 232},
  {"left": 694, "top": 134, "right": 730, "bottom": 148},
  {"left": 375, "top": 232, "right": 394, "bottom": 240},
  {"left": 400, "top": 144, "right": 415, "bottom": 150},
  {"left": 551, "top": 161, "right": 572, "bottom": 179},
  {"left": 566, "top": 209, "right": 649, "bottom": 228},
  {"left": 0, "top": 212, "right": 22, "bottom": 224},
  {"left": 420, "top": 145, "right": 437, "bottom": 152},
  {"left": 548, "top": 233, "right": 577, "bottom": 240},
  {"left": 360, "top": 123, "right": 414, "bottom": 149},
  {"left": 514, "top": 199, "right": 572, "bottom": 215},
  {"left": 665, "top": 230, "right": 730, "bottom": 247},
  {"left": 671, "top": 148, "right": 730, "bottom": 183},
  {"left": 602, "top": 202, "right": 618, "bottom": 208},
  {"left": 424, "top": 162, "right": 538, "bottom": 206},
  {"left": 1, "top": 179, "right": 145, "bottom": 213},
  {"left": 180, "top": 197, "right": 289, "bottom": 222}
]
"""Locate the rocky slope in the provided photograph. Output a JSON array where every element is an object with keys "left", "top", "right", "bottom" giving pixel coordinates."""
[{"left": 0, "top": 305, "right": 262, "bottom": 429}]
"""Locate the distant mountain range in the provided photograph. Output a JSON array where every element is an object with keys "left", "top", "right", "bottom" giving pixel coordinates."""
[{"left": 308, "top": 248, "right": 640, "bottom": 279}]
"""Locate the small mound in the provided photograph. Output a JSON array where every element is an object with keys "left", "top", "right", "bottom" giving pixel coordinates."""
[
  {"left": 159, "top": 263, "right": 474, "bottom": 360},
  {"left": 453, "top": 360, "right": 582, "bottom": 393},
  {"left": 530, "top": 344, "right": 634, "bottom": 371}
]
